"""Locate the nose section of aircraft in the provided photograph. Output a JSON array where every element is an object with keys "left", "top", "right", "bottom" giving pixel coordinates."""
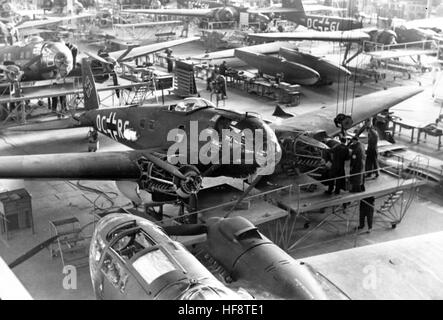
[
  {"left": 54, "top": 51, "right": 73, "bottom": 77},
  {"left": 235, "top": 115, "right": 282, "bottom": 175},
  {"left": 50, "top": 43, "right": 73, "bottom": 77}
]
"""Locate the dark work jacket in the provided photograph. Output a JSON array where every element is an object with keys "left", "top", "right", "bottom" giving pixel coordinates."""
[
  {"left": 367, "top": 128, "right": 379, "bottom": 153},
  {"left": 330, "top": 143, "right": 349, "bottom": 177},
  {"left": 349, "top": 141, "right": 365, "bottom": 185}
]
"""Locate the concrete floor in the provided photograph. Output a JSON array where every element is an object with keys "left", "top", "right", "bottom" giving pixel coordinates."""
[{"left": 0, "top": 40, "right": 442, "bottom": 299}]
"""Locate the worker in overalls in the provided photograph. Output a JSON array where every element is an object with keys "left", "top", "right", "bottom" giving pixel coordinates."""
[
  {"left": 365, "top": 123, "right": 380, "bottom": 178},
  {"left": 349, "top": 136, "right": 366, "bottom": 193},
  {"left": 88, "top": 128, "right": 99, "bottom": 152},
  {"left": 212, "top": 73, "right": 227, "bottom": 107}
]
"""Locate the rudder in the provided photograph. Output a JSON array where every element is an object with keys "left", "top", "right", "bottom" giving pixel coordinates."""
[
  {"left": 81, "top": 58, "right": 100, "bottom": 110},
  {"left": 282, "top": 0, "right": 305, "bottom": 13}
]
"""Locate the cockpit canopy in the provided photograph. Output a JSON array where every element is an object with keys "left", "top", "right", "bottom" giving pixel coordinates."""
[{"left": 169, "top": 97, "right": 215, "bottom": 113}]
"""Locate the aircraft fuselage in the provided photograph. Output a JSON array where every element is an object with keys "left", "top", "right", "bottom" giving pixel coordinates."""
[
  {"left": 90, "top": 214, "right": 241, "bottom": 300},
  {"left": 78, "top": 100, "right": 281, "bottom": 178},
  {"left": 279, "top": 47, "right": 351, "bottom": 85},
  {"left": 234, "top": 49, "right": 320, "bottom": 85},
  {"left": 0, "top": 40, "right": 73, "bottom": 81},
  {"left": 286, "top": 12, "right": 363, "bottom": 31}
]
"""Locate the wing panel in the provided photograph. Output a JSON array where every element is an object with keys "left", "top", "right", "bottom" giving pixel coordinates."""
[
  {"left": 109, "top": 37, "right": 200, "bottom": 62},
  {"left": 272, "top": 86, "right": 423, "bottom": 136},
  {"left": 0, "top": 151, "right": 144, "bottom": 180},
  {"left": 122, "top": 8, "right": 211, "bottom": 17},
  {"left": 248, "top": 30, "right": 370, "bottom": 42}
]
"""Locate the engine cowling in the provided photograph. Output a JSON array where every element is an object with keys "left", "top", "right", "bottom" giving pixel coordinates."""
[
  {"left": 213, "top": 7, "right": 238, "bottom": 22},
  {"left": 334, "top": 113, "right": 353, "bottom": 130}
]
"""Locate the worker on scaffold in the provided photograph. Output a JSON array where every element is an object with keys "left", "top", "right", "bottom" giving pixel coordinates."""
[{"left": 87, "top": 128, "right": 99, "bottom": 152}]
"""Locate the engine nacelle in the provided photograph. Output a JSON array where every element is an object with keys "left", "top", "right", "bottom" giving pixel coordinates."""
[
  {"left": 205, "top": 217, "right": 347, "bottom": 299},
  {"left": 138, "top": 157, "right": 202, "bottom": 198},
  {"left": 213, "top": 7, "right": 238, "bottom": 22},
  {"left": 115, "top": 157, "right": 202, "bottom": 205},
  {"left": 333, "top": 113, "right": 353, "bottom": 130}
]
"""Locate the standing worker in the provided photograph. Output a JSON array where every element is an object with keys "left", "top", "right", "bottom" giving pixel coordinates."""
[
  {"left": 349, "top": 136, "right": 366, "bottom": 193},
  {"left": 219, "top": 61, "right": 227, "bottom": 76},
  {"left": 87, "top": 128, "right": 99, "bottom": 152},
  {"left": 215, "top": 73, "right": 227, "bottom": 98},
  {"left": 358, "top": 196, "right": 375, "bottom": 233},
  {"left": 165, "top": 48, "right": 173, "bottom": 73},
  {"left": 206, "top": 65, "right": 216, "bottom": 91},
  {"left": 325, "top": 136, "right": 349, "bottom": 195},
  {"left": 181, "top": 18, "right": 190, "bottom": 37},
  {"left": 365, "top": 121, "right": 380, "bottom": 178},
  {"left": 65, "top": 42, "right": 78, "bottom": 67}
]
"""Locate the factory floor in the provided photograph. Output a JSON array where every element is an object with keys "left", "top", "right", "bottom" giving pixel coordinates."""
[{"left": 0, "top": 40, "right": 442, "bottom": 299}]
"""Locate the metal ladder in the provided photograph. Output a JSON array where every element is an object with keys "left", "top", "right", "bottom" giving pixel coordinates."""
[
  {"left": 49, "top": 217, "right": 89, "bottom": 269},
  {"left": 129, "top": 77, "right": 158, "bottom": 104}
]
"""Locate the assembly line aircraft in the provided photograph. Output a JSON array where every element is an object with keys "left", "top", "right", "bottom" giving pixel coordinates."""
[
  {"left": 0, "top": 36, "right": 199, "bottom": 82},
  {"left": 123, "top": 0, "right": 361, "bottom": 31},
  {"left": 0, "top": 58, "right": 283, "bottom": 210},
  {"left": 0, "top": 58, "right": 422, "bottom": 214},
  {"left": 88, "top": 213, "right": 347, "bottom": 299},
  {"left": 191, "top": 41, "right": 352, "bottom": 85}
]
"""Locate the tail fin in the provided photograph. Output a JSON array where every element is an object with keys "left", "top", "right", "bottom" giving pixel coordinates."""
[
  {"left": 282, "top": 0, "right": 305, "bottom": 14},
  {"left": 81, "top": 58, "right": 100, "bottom": 110}
]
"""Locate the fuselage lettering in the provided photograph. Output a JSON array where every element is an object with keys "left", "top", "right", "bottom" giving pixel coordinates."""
[{"left": 95, "top": 112, "right": 134, "bottom": 142}]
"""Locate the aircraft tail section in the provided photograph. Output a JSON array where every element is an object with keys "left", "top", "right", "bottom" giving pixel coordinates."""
[
  {"left": 81, "top": 58, "right": 100, "bottom": 110},
  {"left": 282, "top": 0, "right": 306, "bottom": 15}
]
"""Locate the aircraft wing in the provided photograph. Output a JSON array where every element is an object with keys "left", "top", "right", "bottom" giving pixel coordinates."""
[
  {"left": 248, "top": 30, "right": 370, "bottom": 42},
  {"left": 122, "top": 8, "right": 212, "bottom": 17},
  {"left": 16, "top": 13, "right": 95, "bottom": 34},
  {"left": 112, "top": 20, "right": 183, "bottom": 28},
  {"left": 0, "top": 257, "right": 32, "bottom": 300},
  {"left": 108, "top": 37, "right": 200, "bottom": 62},
  {"left": 403, "top": 17, "right": 443, "bottom": 30},
  {"left": 0, "top": 148, "right": 188, "bottom": 181},
  {"left": 0, "top": 151, "right": 143, "bottom": 180},
  {"left": 247, "top": 5, "right": 345, "bottom": 14},
  {"left": 191, "top": 41, "right": 299, "bottom": 60},
  {"left": 271, "top": 86, "right": 423, "bottom": 137}
]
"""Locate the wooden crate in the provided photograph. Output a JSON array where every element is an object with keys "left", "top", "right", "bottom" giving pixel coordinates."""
[{"left": 0, "top": 189, "right": 33, "bottom": 239}]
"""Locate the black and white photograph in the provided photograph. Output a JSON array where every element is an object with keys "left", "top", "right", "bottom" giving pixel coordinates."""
[{"left": 0, "top": 0, "right": 442, "bottom": 304}]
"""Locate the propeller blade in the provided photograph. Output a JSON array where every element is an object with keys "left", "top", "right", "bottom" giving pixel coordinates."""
[
  {"left": 22, "top": 54, "right": 41, "bottom": 69},
  {"left": 202, "top": 164, "right": 221, "bottom": 177},
  {"left": 142, "top": 153, "right": 187, "bottom": 181},
  {"left": 84, "top": 51, "right": 111, "bottom": 65}
]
